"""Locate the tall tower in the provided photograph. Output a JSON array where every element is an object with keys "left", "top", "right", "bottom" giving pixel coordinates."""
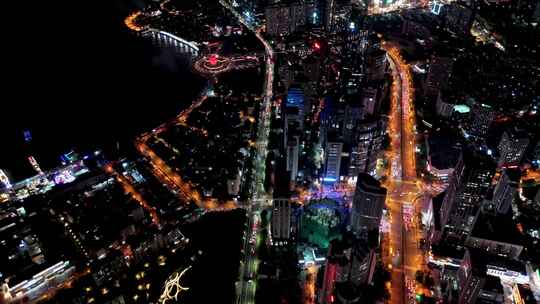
[
  {"left": 324, "top": 142, "right": 344, "bottom": 183},
  {"left": 439, "top": 149, "right": 496, "bottom": 242},
  {"left": 424, "top": 56, "right": 453, "bottom": 97},
  {"left": 350, "top": 173, "right": 387, "bottom": 237},
  {"left": 348, "top": 118, "right": 386, "bottom": 178},
  {"left": 491, "top": 169, "right": 520, "bottom": 215},
  {"left": 271, "top": 199, "right": 292, "bottom": 244},
  {"left": 497, "top": 128, "right": 529, "bottom": 167},
  {"left": 457, "top": 249, "right": 487, "bottom": 304},
  {"left": 467, "top": 104, "right": 495, "bottom": 138}
]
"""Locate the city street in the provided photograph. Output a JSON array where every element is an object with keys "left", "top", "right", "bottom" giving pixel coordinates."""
[
  {"left": 383, "top": 43, "right": 425, "bottom": 304},
  {"left": 219, "top": 1, "right": 275, "bottom": 303}
]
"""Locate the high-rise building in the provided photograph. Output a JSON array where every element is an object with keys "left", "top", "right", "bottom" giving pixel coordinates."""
[
  {"left": 348, "top": 118, "right": 386, "bottom": 177},
  {"left": 265, "top": 4, "right": 292, "bottom": 36},
  {"left": 320, "top": 238, "right": 376, "bottom": 304},
  {"left": 361, "top": 86, "right": 381, "bottom": 116},
  {"left": 284, "top": 87, "right": 304, "bottom": 187},
  {"left": 467, "top": 104, "right": 495, "bottom": 138},
  {"left": 286, "top": 86, "right": 305, "bottom": 125},
  {"left": 439, "top": 149, "right": 496, "bottom": 242},
  {"left": 303, "top": 56, "right": 321, "bottom": 82},
  {"left": 497, "top": 128, "right": 530, "bottom": 167},
  {"left": 365, "top": 48, "right": 387, "bottom": 81},
  {"left": 425, "top": 56, "right": 453, "bottom": 96},
  {"left": 284, "top": 86, "right": 304, "bottom": 149},
  {"left": 465, "top": 210, "right": 524, "bottom": 259},
  {"left": 457, "top": 249, "right": 487, "bottom": 304},
  {"left": 342, "top": 104, "right": 363, "bottom": 144},
  {"left": 324, "top": 142, "right": 344, "bottom": 183},
  {"left": 290, "top": 1, "right": 308, "bottom": 31},
  {"left": 350, "top": 173, "right": 387, "bottom": 237},
  {"left": 443, "top": 3, "right": 474, "bottom": 35},
  {"left": 271, "top": 199, "right": 292, "bottom": 242},
  {"left": 534, "top": 140, "right": 540, "bottom": 163},
  {"left": 286, "top": 135, "right": 300, "bottom": 185},
  {"left": 324, "top": 0, "right": 352, "bottom": 32},
  {"left": 436, "top": 90, "right": 458, "bottom": 118},
  {"left": 265, "top": 1, "right": 313, "bottom": 36},
  {"left": 492, "top": 169, "right": 520, "bottom": 214}
]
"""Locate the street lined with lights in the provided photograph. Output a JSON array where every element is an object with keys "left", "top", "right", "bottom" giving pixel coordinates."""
[{"left": 382, "top": 42, "right": 426, "bottom": 304}]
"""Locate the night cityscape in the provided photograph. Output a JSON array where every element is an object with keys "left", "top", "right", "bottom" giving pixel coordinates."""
[{"left": 1, "top": 0, "right": 540, "bottom": 303}]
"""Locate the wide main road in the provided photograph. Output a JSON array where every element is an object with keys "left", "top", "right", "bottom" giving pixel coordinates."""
[
  {"left": 219, "top": 1, "right": 274, "bottom": 304},
  {"left": 383, "top": 43, "right": 425, "bottom": 304}
]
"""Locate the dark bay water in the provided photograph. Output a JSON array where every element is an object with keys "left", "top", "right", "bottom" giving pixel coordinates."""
[{"left": 1, "top": 0, "right": 206, "bottom": 180}]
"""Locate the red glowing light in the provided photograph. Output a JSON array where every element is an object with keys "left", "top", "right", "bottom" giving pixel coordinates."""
[
  {"left": 313, "top": 42, "right": 321, "bottom": 50},
  {"left": 208, "top": 54, "right": 218, "bottom": 66},
  {"left": 330, "top": 295, "right": 334, "bottom": 303}
]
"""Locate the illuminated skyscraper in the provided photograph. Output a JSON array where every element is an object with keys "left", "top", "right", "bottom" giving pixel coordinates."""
[
  {"left": 439, "top": 149, "right": 496, "bottom": 242},
  {"left": 350, "top": 173, "right": 387, "bottom": 237},
  {"left": 286, "top": 135, "right": 300, "bottom": 186},
  {"left": 361, "top": 86, "right": 381, "bottom": 116},
  {"left": 365, "top": 48, "right": 388, "bottom": 81},
  {"left": 320, "top": 238, "right": 376, "bottom": 304},
  {"left": 272, "top": 199, "right": 292, "bottom": 243},
  {"left": 324, "top": 142, "right": 344, "bottom": 183},
  {"left": 491, "top": 169, "right": 520, "bottom": 214},
  {"left": 265, "top": 1, "right": 315, "bottom": 35},
  {"left": 443, "top": 3, "right": 474, "bottom": 35},
  {"left": 324, "top": 0, "right": 351, "bottom": 32},
  {"left": 348, "top": 118, "right": 386, "bottom": 177},
  {"left": 425, "top": 56, "right": 453, "bottom": 97},
  {"left": 497, "top": 128, "right": 529, "bottom": 167},
  {"left": 467, "top": 104, "right": 495, "bottom": 138},
  {"left": 457, "top": 249, "right": 487, "bottom": 304}
]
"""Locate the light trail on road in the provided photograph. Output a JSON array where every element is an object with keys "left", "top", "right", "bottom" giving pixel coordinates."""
[
  {"left": 104, "top": 163, "right": 160, "bottom": 225},
  {"left": 136, "top": 93, "right": 239, "bottom": 211},
  {"left": 382, "top": 43, "right": 426, "bottom": 304},
  {"left": 218, "top": 1, "right": 275, "bottom": 303}
]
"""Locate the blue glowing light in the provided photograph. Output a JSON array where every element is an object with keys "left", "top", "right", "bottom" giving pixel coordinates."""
[{"left": 23, "top": 130, "right": 32, "bottom": 143}]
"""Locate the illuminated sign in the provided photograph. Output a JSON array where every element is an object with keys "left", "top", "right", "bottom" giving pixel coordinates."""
[
  {"left": 159, "top": 266, "right": 191, "bottom": 304},
  {"left": 0, "top": 169, "right": 11, "bottom": 189},
  {"left": 431, "top": 1, "right": 443, "bottom": 15},
  {"left": 512, "top": 284, "right": 525, "bottom": 304},
  {"left": 28, "top": 156, "right": 43, "bottom": 174},
  {"left": 454, "top": 104, "right": 470, "bottom": 113},
  {"left": 23, "top": 130, "right": 32, "bottom": 143}
]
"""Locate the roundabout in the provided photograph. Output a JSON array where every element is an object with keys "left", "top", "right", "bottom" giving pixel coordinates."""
[{"left": 193, "top": 54, "right": 233, "bottom": 76}]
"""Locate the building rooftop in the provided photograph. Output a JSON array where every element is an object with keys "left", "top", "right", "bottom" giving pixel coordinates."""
[
  {"left": 428, "top": 131, "right": 462, "bottom": 170},
  {"left": 480, "top": 275, "right": 503, "bottom": 293},
  {"left": 471, "top": 211, "right": 525, "bottom": 247},
  {"left": 468, "top": 247, "right": 526, "bottom": 274},
  {"left": 462, "top": 146, "right": 497, "bottom": 170},
  {"left": 355, "top": 173, "right": 387, "bottom": 196},
  {"left": 432, "top": 191, "right": 445, "bottom": 231}
]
